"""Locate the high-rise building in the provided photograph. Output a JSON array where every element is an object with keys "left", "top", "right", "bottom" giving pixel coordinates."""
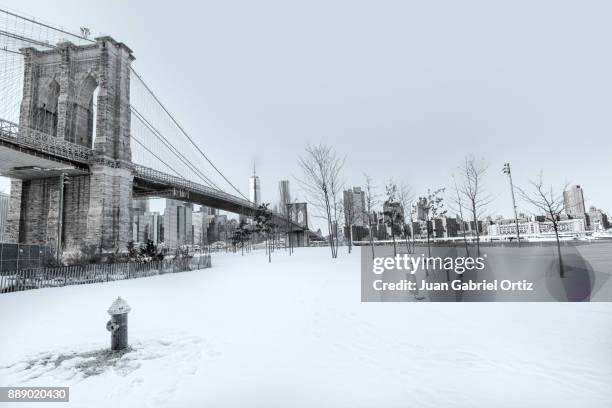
[
  {"left": 343, "top": 187, "right": 366, "bottom": 227},
  {"left": 279, "top": 180, "right": 291, "bottom": 215},
  {"left": 249, "top": 167, "right": 261, "bottom": 205},
  {"left": 563, "top": 185, "right": 586, "bottom": 218},
  {"left": 201, "top": 205, "right": 218, "bottom": 216},
  {"left": 0, "top": 192, "right": 8, "bottom": 242},
  {"left": 587, "top": 206, "right": 610, "bottom": 231},
  {"left": 132, "top": 198, "right": 149, "bottom": 214},
  {"left": 163, "top": 199, "right": 193, "bottom": 248},
  {"left": 132, "top": 211, "right": 163, "bottom": 244},
  {"left": 192, "top": 209, "right": 214, "bottom": 247}
]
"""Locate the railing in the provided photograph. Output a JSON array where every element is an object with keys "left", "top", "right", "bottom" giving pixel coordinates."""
[
  {"left": 0, "top": 255, "right": 212, "bottom": 294},
  {"left": 133, "top": 164, "right": 258, "bottom": 211},
  {"left": 132, "top": 164, "right": 305, "bottom": 228},
  {"left": 0, "top": 118, "right": 92, "bottom": 163}
]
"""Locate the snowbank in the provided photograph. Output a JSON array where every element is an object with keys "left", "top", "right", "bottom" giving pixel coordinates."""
[{"left": 0, "top": 247, "right": 611, "bottom": 407}]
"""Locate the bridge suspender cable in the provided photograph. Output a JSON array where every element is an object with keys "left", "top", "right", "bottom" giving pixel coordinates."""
[
  {"left": 130, "top": 106, "right": 223, "bottom": 191},
  {"left": 129, "top": 68, "right": 251, "bottom": 202},
  {"left": 131, "top": 135, "right": 183, "bottom": 178}
]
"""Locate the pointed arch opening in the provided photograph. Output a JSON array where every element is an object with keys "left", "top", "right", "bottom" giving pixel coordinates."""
[
  {"left": 69, "top": 75, "right": 99, "bottom": 147},
  {"left": 34, "top": 79, "right": 60, "bottom": 136}
]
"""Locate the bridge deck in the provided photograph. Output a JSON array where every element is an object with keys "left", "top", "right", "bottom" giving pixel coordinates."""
[
  {"left": 0, "top": 119, "right": 307, "bottom": 231},
  {"left": 0, "top": 119, "right": 90, "bottom": 179},
  {"left": 132, "top": 164, "right": 305, "bottom": 230}
]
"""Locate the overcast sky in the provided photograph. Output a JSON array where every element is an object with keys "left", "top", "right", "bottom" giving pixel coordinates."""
[{"left": 1, "top": 0, "right": 611, "bottom": 231}]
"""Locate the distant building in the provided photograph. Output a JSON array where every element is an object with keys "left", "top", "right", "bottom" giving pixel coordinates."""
[
  {"left": 0, "top": 192, "right": 8, "bottom": 242},
  {"left": 203, "top": 206, "right": 218, "bottom": 216},
  {"left": 343, "top": 187, "right": 366, "bottom": 228},
  {"left": 249, "top": 167, "right": 261, "bottom": 205},
  {"left": 439, "top": 217, "right": 459, "bottom": 238},
  {"left": 163, "top": 199, "right": 193, "bottom": 248},
  {"left": 564, "top": 185, "right": 586, "bottom": 218},
  {"left": 410, "top": 217, "right": 458, "bottom": 239},
  {"left": 416, "top": 199, "right": 427, "bottom": 221},
  {"left": 279, "top": 180, "right": 291, "bottom": 215},
  {"left": 208, "top": 214, "right": 232, "bottom": 243},
  {"left": 587, "top": 206, "right": 610, "bottom": 231},
  {"left": 488, "top": 217, "right": 586, "bottom": 238},
  {"left": 132, "top": 211, "right": 163, "bottom": 245},
  {"left": 132, "top": 198, "right": 149, "bottom": 214},
  {"left": 192, "top": 209, "right": 214, "bottom": 247},
  {"left": 383, "top": 201, "right": 404, "bottom": 236}
]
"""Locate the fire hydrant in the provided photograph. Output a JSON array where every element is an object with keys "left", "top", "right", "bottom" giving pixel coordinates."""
[{"left": 107, "top": 297, "right": 131, "bottom": 351}]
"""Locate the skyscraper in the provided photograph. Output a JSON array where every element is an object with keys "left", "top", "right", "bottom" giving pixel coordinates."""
[
  {"left": 563, "top": 185, "right": 586, "bottom": 218},
  {"left": 163, "top": 199, "right": 193, "bottom": 248},
  {"left": 249, "top": 166, "right": 261, "bottom": 205},
  {"left": 192, "top": 209, "right": 214, "bottom": 247},
  {"left": 279, "top": 180, "right": 291, "bottom": 215}
]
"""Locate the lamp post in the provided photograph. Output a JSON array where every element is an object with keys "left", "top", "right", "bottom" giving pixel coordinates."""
[
  {"left": 56, "top": 172, "right": 70, "bottom": 265},
  {"left": 286, "top": 203, "right": 293, "bottom": 255},
  {"left": 502, "top": 163, "right": 521, "bottom": 247}
]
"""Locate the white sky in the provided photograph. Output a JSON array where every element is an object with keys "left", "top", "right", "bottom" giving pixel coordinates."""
[{"left": 1, "top": 0, "right": 611, "bottom": 232}]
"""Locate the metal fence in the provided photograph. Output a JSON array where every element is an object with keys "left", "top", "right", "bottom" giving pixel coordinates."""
[
  {"left": 0, "top": 255, "right": 211, "bottom": 294},
  {"left": 0, "top": 243, "right": 53, "bottom": 272}
]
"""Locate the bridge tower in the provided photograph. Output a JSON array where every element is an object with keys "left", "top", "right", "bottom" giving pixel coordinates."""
[{"left": 6, "top": 37, "right": 135, "bottom": 255}]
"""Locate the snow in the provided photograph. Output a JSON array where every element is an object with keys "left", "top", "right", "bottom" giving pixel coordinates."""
[{"left": 1, "top": 247, "right": 611, "bottom": 407}]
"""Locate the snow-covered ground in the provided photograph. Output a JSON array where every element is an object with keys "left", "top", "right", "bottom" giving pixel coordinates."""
[{"left": 1, "top": 247, "right": 611, "bottom": 407}]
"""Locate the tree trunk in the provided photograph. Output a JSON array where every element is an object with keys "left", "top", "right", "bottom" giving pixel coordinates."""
[
  {"left": 462, "top": 228, "right": 470, "bottom": 257},
  {"left": 425, "top": 220, "right": 431, "bottom": 277},
  {"left": 403, "top": 225, "right": 410, "bottom": 253},
  {"left": 472, "top": 204, "right": 480, "bottom": 257},
  {"left": 268, "top": 233, "right": 272, "bottom": 263},
  {"left": 554, "top": 225, "right": 564, "bottom": 278},
  {"left": 391, "top": 221, "right": 397, "bottom": 256},
  {"left": 368, "top": 216, "right": 375, "bottom": 259}
]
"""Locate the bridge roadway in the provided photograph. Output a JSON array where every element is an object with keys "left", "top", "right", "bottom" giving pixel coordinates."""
[{"left": 0, "top": 118, "right": 307, "bottom": 232}]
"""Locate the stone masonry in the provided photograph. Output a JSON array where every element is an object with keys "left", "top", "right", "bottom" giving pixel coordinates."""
[{"left": 5, "top": 37, "right": 135, "bottom": 253}]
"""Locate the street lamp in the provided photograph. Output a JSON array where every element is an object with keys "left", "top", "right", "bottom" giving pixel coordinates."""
[
  {"left": 502, "top": 163, "right": 521, "bottom": 247},
  {"left": 56, "top": 173, "right": 71, "bottom": 265}
]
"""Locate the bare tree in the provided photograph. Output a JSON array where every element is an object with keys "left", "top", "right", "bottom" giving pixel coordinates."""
[
  {"left": 330, "top": 168, "right": 344, "bottom": 255},
  {"left": 418, "top": 188, "right": 447, "bottom": 259},
  {"left": 459, "top": 156, "right": 494, "bottom": 257},
  {"left": 297, "top": 144, "right": 344, "bottom": 258},
  {"left": 363, "top": 174, "right": 380, "bottom": 259},
  {"left": 398, "top": 182, "right": 415, "bottom": 254},
  {"left": 517, "top": 173, "right": 568, "bottom": 278},
  {"left": 383, "top": 181, "right": 403, "bottom": 256},
  {"left": 343, "top": 192, "right": 358, "bottom": 254},
  {"left": 448, "top": 174, "right": 470, "bottom": 256}
]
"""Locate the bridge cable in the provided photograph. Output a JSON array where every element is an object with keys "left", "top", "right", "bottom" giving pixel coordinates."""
[
  {"left": 130, "top": 106, "right": 223, "bottom": 190},
  {"left": 129, "top": 69, "right": 251, "bottom": 202}
]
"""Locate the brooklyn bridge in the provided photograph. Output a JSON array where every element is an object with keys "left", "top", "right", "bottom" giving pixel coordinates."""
[{"left": 0, "top": 8, "right": 312, "bottom": 253}]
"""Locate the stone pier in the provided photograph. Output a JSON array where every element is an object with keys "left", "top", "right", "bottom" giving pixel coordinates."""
[{"left": 5, "top": 37, "right": 135, "bottom": 253}]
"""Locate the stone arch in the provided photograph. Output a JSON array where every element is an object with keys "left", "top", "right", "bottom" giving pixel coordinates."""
[
  {"left": 68, "top": 74, "right": 99, "bottom": 147},
  {"left": 34, "top": 78, "right": 60, "bottom": 135}
]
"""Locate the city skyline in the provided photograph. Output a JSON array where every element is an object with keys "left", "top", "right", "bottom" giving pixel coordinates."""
[{"left": 0, "top": 0, "right": 611, "bottom": 233}]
